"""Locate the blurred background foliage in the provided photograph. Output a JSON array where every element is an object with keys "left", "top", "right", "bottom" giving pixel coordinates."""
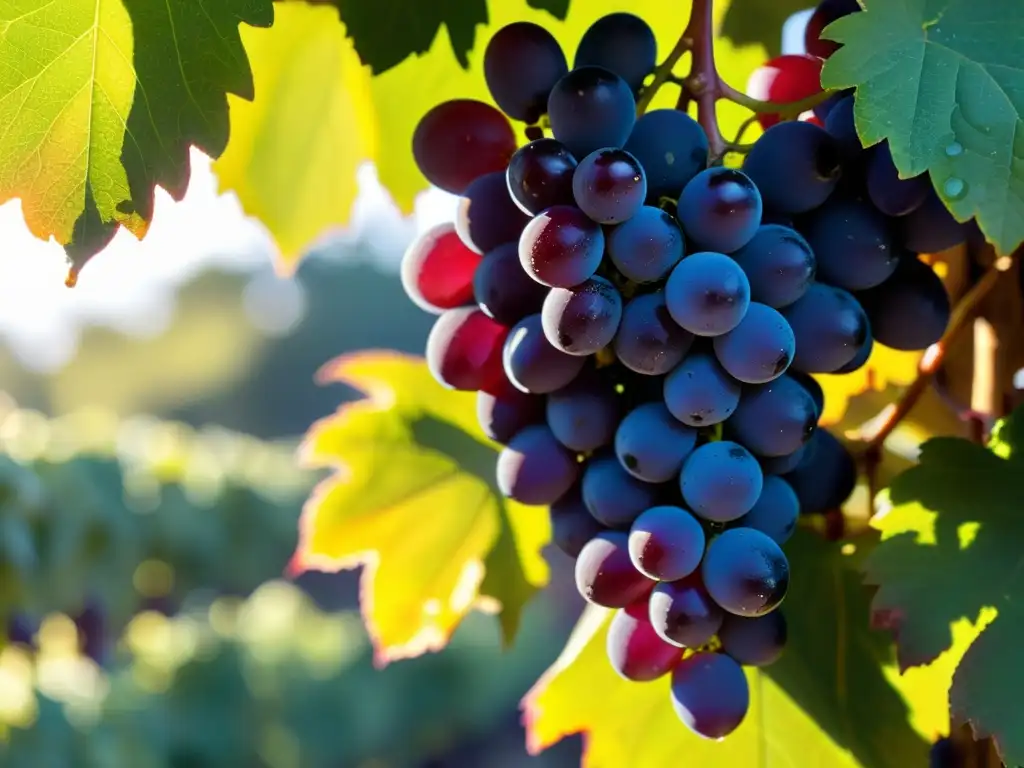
[{"left": 0, "top": 235, "right": 584, "bottom": 767}]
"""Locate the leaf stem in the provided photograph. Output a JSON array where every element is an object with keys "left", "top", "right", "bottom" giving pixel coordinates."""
[
  {"left": 636, "top": 32, "right": 692, "bottom": 115},
  {"left": 847, "top": 256, "right": 1013, "bottom": 449}
]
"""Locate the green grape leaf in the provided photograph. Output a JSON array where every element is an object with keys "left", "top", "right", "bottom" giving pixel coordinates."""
[
  {"left": 821, "top": 0, "right": 1024, "bottom": 255},
  {"left": 292, "top": 352, "right": 549, "bottom": 664},
  {"left": 720, "top": 0, "right": 809, "bottom": 57},
  {"left": 864, "top": 407, "right": 1024, "bottom": 766},
  {"left": 0, "top": 0, "right": 272, "bottom": 272},
  {"left": 527, "top": 0, "right": 570, "bottom": 20},
  {"left": 299, "top": 0, "right": 488, "bottom": 74},
  {"left": 526, "top": 531, "right": 929, "bottom": 768}
]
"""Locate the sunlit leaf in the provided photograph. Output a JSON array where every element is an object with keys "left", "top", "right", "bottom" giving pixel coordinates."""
[
  {"left": 525, "top": 532, "right": 929, "bottom": 768},
  {"left": 292, "top": 352, "right": 549, "bottom": 664},
  {"left": 864, "top": 407, "right": 1024, "bottom": 765}
]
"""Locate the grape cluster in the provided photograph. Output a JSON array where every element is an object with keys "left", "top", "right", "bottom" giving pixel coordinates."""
[{"left": 402, "top": 7, "right": 956, "bottom": 741}]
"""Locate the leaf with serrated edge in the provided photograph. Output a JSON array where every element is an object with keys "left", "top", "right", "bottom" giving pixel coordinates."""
[
  {"left": 0, "top": 1, "right": 138, "bottom": 245},
  {"left": 292, "top": 352, "right": 548, "bottom": 664},
  {"left": 821, "top": 0, "right": 1024, "bottom": 254},
  {"left": 865, "top": 408, "right": 1024, "bottom": 765},
  {"left": 525, "top": 532, "right": 928, "bottom": 768},
  {"left": 218, "top": 0, "right": 767, "bottom": 270},
  {"left": 0, "top": 0, "right": 272, "bottom": 265}
]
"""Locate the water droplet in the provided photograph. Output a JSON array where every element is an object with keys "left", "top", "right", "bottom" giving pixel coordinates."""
[
  {"left": 64, "top": 266, "right": 79, "bottom": 288},
  {"left": 943, "top": 177, "right": 967, "bottom": 200},
  {"left": 945, "top": 141, "right": 963, "bottom": 157}
]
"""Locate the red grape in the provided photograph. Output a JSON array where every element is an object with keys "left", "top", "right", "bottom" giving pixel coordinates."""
[
  {"left": 606, "top": 602, "right": 682, "bottom": 682},
  {"left": 575, "top": 531, "right": 656, "bottom": 608},
  {"left": 426, "top": 307, "right": 507, "bottom": 392},
  {"left": 746, "top": 55, "right": 823, "bottom": 130},
  {"left": 412, "top": 99, "right": 517, "bottom": 194},
  {"left": 400, "top": 223, "right": 482, "bottom": 313}
]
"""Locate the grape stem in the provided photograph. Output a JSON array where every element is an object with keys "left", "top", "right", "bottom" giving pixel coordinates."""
[
  {"left": 642, "top": 0, "right": 837, "bottom": 160},
  {"left": 636, "top": 33, "right": 692, "bottom": 115},
  {"left": 847, "top": 256, "right": 1013, "bottom": 449}
]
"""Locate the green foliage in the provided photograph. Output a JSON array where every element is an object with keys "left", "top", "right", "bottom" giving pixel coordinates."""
[
  {"left": 865, "top": 407, "right": 1024, "bottom": 766},
  {"left": 0, "top": 0, "right": 272, "bottom": 267},
  {"left": 821, "top": 0, "right": 1024, "bottom": 254},
  {"left": 525, "top": 531, "right": 930, "bottom": 768},
  {"left": 0, "top": 403, "right": 311, "bottom": 629},
  {"left": 294, "top": 353, "right": 548, "bottom": 662},
  {"left": 720, "top": 0, "right": 809, "bottom": 57},
  {"left": 0, "top": 584, "right": 575, "bottom": 767}
]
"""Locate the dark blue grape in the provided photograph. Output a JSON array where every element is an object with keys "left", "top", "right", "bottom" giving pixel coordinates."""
[
  {"left": 702, "top": 527, "right": 789, "bottom": 616},
  {"left": 549, "top": 485, "right": 606, "bottom": 558},
  {"left": 575, "top": 531, "right": 655, "bottom": 607},
  {"left": 788, "top": 370, "right": 825, "bottom": 415},
  {"left": 624, "top": 109, "right": 709, "bottom": 201},
  {"left": 834, "top": 327, "right": 874, "bottom": 373},
  {"left": 681, "top": 441, "right": 763, "bottom": 523},
  {"left": 546, "top": 374, "right": 620, "bottom": 452},
  {"left": 519, "top": 205, "right": 605, "bottom": 287},
  {"left": 547, "top": 66, "right": 636, "bottom": 159},
  {"left": 718, "top": 611, "right": 787, "bottom": 667},
  {"left": 743, "top": 121, "right": 842, "bottom": 213},
  {"left": 541, "top": 276, "right": 623, "bottom": 355},
  {"left": 574, "top": 13, "right": 657, "bottom": 93},
  {"left": 607, "top": 206, "right": 685, "bottom": 283},
  {"left": 484, "top": 23, "right": 568, "bottom": 122},
  {"left": 735, "top": 475, "right": 800, "bottom": 545},
  {"left": 474, "top": 241, "right": 547, "bottom": 324},
  {"left": 503, "top": 314, "right": 586, "bottom": 394},
  {"left": 615, "top": 403, "right": 698, "bottom": 483},
  {"left": 671, "top": 652, "right": 750, "bottom": 739},
  {"left": 713, "top": 302, "right": 795, "bottom": 384},
  {"left": 628, "top": 505, "right": 705, "bottom": 582},
  {"left": 649, "top": 577, "right": 724, "bottom": 648},
  {"left": 677, "top": 168, "right": 762, "bottom": 253},
  {"left": 506, "top": 138, "right": 578, "bottom": 215},
  {"left": 665, "top": 252, "right": 751, "bottom": 336},
  {"left": 614, "top": 291, "right": 695, "bottom": 375},
  {"left": 759, "top": 445, "right": 807, "bottom": 476},
  {"left": 857, "top": 256, "right": 949, "bottom": 351},
  {"left": 663, "top": 352, "right": 741, "bottom": 427},
  {"left": 823, "top": 95, "right": 861, "bottom": 159},
  {"left": 782, "top": 283, "right": 869, "bottom": 373},
  {"left": 455, "top": 171, "right": 531, "bottom": 254},
  {"left": 572, "top": 148, "right": 647, "bottom": 224},
  {"left": 730, "top": 225, "right": 815, "bottom": 308},
  {"left": 477, "top": 380, "right": 543, "bottom": 444},
  {"left": 783, "top": 429, "right": 857, "bottom": 514},
  {"left": 582, "top": 454, "right": 662, "bottom": 528},
  {"left": 606, "top": 603, "right": 682, "bottom": 682},
  {"left": 496, "top": 424, "right": 579, "bottom": 504},
  {"left": 899, "top": 188, "right": 969, "bottom": 254},
  {"left": 866, "top": 141, "right": 929, "bottom": 217},
  {"left": 726, "top": 375, "right": 817, "bottom": 458},
  {"left": 803, "top": 198, "right": 899, "bottom": 291}
]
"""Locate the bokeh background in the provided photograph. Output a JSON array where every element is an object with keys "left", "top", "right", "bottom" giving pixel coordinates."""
[{"left": 0, "top": 15, "right": 813, "bottom": 767}]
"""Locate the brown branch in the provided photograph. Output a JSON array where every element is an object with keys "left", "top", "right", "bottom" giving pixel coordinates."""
[
  {"left": 681, "top": 0, "right": 725, "bottom": 159},
  {"left": 847, "top": 257, "right": 1012, "bottom": 449},
  {"left": 635, "top": 31, "right": 692, "bottom": 116}
]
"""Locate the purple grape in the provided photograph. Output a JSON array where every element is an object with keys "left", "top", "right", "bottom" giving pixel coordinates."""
[
  {"left": 572, "top": 148, "right": 647, "bottom": 224},
  {"left": 735, "top": 475, "right": 800, "bottom": 545},
  {"left": 474, "top": 241, "right": 547, "bottom": 324},
  {"left": 677, "top": 168, "right": 762, "bottom": 253},
  {"left": 503, "top": 314, "right": 586, "bottom": 394},
  {"left": 671, "top": 652, "right": 750, "bottom": 739},
  {"left": 549, "top": 486, "right": 606, "bottom": 558},
  {"left": 614, "top": 403, "right": 697, "bottom": 483},
  {"left": 713, "top": 302, "right": 795, "bottom": 384},
  {"left": 665, "top": 252, "right": 751, "bottom": 337},
  {"left": 546, "top": 373, "right": 621, "bottom": 452},
  {"left": 628, "top": 505, "right": 705, "bottom": 582},
  {"left": 581, "top": 454, "right": 661, "bottom": 528},
  {"left": 681, "top": 442, "right": 763, "bottom": 523},
  {"left": 649, "top": 577, "right": 724, "bottom": 648},
  {"left": 614, "top": 292, "right": 694, "bottom": 375},
  {"left": 702, "top": 528, "right": 789, "bottom": 617},
  {"left": 607, "top": 205, "right": 686, "bottom": 283},
  {"left": 575, "top": 531, "right": 655, "bottom": 607},
  {"left": 719, "top": 611, "right": 787, "bottom": 667},
  {"left": 496, "top": 424, "right": 579, "bottom": 505},
  {"left": 506, "top": 138, "right": 578, "bottom": 215},
  {"left": 456, "top": 171, "right": 531, "bottom": 254},
  {"left": 541, "top": 276, "right": 623, "bottom": 355},
  {"left": 606, "top": 603, "right": 682, "bottom": 682},
  {"left": 519, "top": 205, "right": 605, "bottom": 288},
  {"left": 663, "top": 351, "right": 741, "bottom": 427}
]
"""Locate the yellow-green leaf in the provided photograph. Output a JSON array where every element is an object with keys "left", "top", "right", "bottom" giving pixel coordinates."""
[
  {"left": 292, "top": 351, "right": 548, "bottom": 664},
  {"left": 525, "top": 532, "right": 931, "bottom": 768},
  {"left": 0, "top": 0, "right": 138, "bottom": 245},
  {"left": 218, "top": 1, "right": 768, "bottom": 270}
]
